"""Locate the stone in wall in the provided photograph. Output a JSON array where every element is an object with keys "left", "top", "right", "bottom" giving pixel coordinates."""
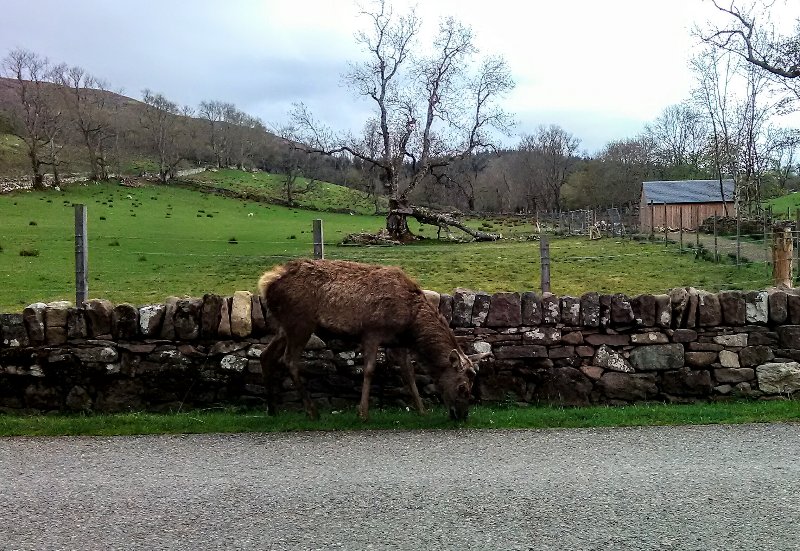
[
  {"left": 486, "top": 293, "right": 522, "bottom": 328},
  {"left": 745, "top": 291, "right": 769, "bottom": 324},
  {"left": 697, "top": 291, "right": 722, "bottom": 327},
  {"left": 593, "top": 344, "right": 633, "bottom": 373},
  {"left": 452, "top": 290, "right": 476, "bottom": 327},
  {"left": 661, "top": 368, "right": 712, "bottom": 397},
  {"left": 524, "top": 327, "right": 561, "bottom": 345},
  {"left": 670, "top": 288, "right": 689, "bottom": 328},
  {"left": 231, "top": 291, "right": 253, "bottom": 338},
  {"left": 655, "top": 294, "right": 671, "bottom": 328},
  {"left": 768, "top": 291, "right": 788, "bottom": 324},
  {"left": 560, "top": 296, "right": 581, "bottom": 326},
  {"left": 201, "top": 294, "right": 223, "bottom": 338},
  {"left": 719, "top": 350, "right": 740, "bottom": 368},
  {"left": 494, "top": 345, "right": 547, "bottom": 359},
  {"left": 756, "top": 362, "right": 800, "bottom": 394},
  {"left": 23, "top": 303, "right": 46, "bottom": 345},
  {"left": 251, "top": 295, "right": 267, "bottom": 336},
  {"left": 684, "top": 351, "right": 717, "bottom": 367},
  {"left": 719, "top": 291, "right": 746, "bottom": 326},
  {"left": 175, "top": 298, "right": 202, "bottom": 340},
  {"left": 139, "top": 304, "right": 165, "bottom": 337},
  {"left": 438, "top": 294, "right": 454, "bottom": 324},
  {"left": 629, "top": 344, "right": 684, "bottom": 371},
  {"left": 580, "top": 293, "right": 600, "bottom": 327},
  {"left": 739, "top": 346, "right": 774, "bottom": 368},
  {"left": 160, "top": 297, "right": 180, "bottom": 339},
  {"left": 67, "top": 307, "right": 87, "bottom": 339},
  {"left": 611, "top": 294, "right": 634, "bottom": 325},
  {"left": 788, "top": 293, "right": 800, "bottom": 324},
  {"left": 530, "top": 367, "right": 592, "bottom": 406},
  {"left": 85, "top": 299, "right": 113, "bottom": 338},
  {"left": 218, "top": 297, "right": 232, "bottom": 337},
  {"left": 45, "top": 301, "right": 71, "bottom": 345},
  {"left": 1, "top": 313, "right": 27, "bottom": 347},
  {"left": 472, "top": 292, "right": 491, "bottom": 327},
  {"left": 541, "top": 293, "right": 560, "bottom": 325},
  {"left": 599, "top": 295, "right": 612, "bottom": 328},
  {"left": 777, "top": 326, "right": 800, "bottom": 348},
  {"left": 631, "top": 294, "right": 656, "bottom": 327},
  {"left": 112, "top": 304, "right": 139, "bottom": 340},
  {"left": 713, "top": 333, "right": 748, "bottom": 347},
  {"left": 630, "top": 332, "right": 669, "bottom": 345},
  {"left": 715, "top": 367, "right": 755, "bottom": 384},
  {"left": 598, "top": 372, "right": 658, "bottom": 401}
]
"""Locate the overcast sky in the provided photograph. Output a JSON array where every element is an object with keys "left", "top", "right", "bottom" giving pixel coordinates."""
[{"left": 0, "top": 0, "right": 776, "bottom": 153}]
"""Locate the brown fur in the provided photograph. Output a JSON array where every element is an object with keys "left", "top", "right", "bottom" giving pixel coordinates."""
[{"left": 258, "top": 259, "right": 479, "bottom": 420}]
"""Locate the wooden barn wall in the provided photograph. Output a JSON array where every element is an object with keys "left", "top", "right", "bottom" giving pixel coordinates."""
[{"left": 639, "top": 198, "right": 735, "bottom": 231}]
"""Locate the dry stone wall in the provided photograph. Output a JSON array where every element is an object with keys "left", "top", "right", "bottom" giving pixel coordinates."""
[{"left": 1, "top": 287, "right": 799, "bottom": 413}]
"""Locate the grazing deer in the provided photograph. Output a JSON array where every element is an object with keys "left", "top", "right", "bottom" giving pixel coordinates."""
[{"left": 257, "top": 259, "right": 486, "bottom": 420}]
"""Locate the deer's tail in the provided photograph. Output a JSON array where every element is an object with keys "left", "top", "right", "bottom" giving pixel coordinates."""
[{"left": 258, "top": 264, "right": 288, "bottom": 300}]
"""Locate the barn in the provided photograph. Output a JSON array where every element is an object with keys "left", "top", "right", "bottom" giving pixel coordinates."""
[{"left": 639, "top": 179, "right": 735, "bottom": 232}]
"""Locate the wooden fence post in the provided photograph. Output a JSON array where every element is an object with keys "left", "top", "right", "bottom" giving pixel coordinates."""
[
  {"left": 313, "top": 219, "right": 324, "bottom": 259},
  {"left": 540, "top": 235, "right": 551, "bottom": 294},
  {"left": 74, "top": 204, "right": 88, "bottom": 304},
  {"left": 650, "top": 202, "right": 654, "bottom": 240},
  {"left": 736, "top": 208, "right": 741, "bottom": 268},
  {"left": 679, "top": 209, "right": 683, "bottom": 253},
  {"left": 664, "top": 203, "right": 668, "bottom": 245},
  {"left": 713, "top": 215, "right": 718, "bottom": 262},
  {"left": 772, "top": 224, "right": 793, "bottom": 288}
]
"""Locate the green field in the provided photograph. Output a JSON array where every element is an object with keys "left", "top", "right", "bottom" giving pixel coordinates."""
[{"left": 0, "top": 179, "right": 773, "bottom": 312}]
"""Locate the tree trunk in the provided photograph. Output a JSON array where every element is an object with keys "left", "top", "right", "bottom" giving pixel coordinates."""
[
  {"left": 28, "top": 149, "right": 44, "bottom": 191},
  {"left": 386, "top": 198, "right": 413, "bottom": 242}
]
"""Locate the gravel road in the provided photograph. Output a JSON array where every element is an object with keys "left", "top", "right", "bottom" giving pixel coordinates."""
[{"left": 1, "top": 423, "right": 799, "bottom": 550}]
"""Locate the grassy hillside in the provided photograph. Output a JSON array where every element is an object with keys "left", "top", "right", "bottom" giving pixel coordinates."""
[
  {"left": 0, "top": 180, "right": 773, "bottom": 312},
  {"left": 185, "top": 168, "right": 387, "bottom": 215},
  {"left": 0, "top": 133, "right": 28, "bottom": 176},
  {"left": 767, "top": 192, "right": 800, "bottom": 217}
]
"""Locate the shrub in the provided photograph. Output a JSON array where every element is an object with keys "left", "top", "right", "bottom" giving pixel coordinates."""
[
  {"left": 19, "top": 249, "right": 39, "bottom": 257},
  {"left": 99, "top": 216, "right": 106, "bottom": 221},
  {"left": 138, "top": 255, "right": 147, "bottom": 262},
  {"left": 109, "top": 240, "right": 120, "bottom": 247},
  {"left": 28, "top": 221, "right": 37, "bottom": 226},
  {"left": 228, "top": 237, "right": 238, "bottom": 244}
]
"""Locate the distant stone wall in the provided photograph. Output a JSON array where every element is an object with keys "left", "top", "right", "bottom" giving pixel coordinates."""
[
  {"left": 1, "top": 287, "right": 799, "bottom": 413},
  {"left": 0, "top": 168, "right": 206, "bottom": 194}
]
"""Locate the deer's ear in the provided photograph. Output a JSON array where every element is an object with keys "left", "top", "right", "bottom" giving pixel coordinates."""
[{"left": 449, "top": 349, "right": 460, "bottom": 369}]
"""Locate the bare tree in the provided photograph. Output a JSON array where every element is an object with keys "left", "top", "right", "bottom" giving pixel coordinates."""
[
  {"left": 52, "top": 64, "right": 116, "bottom": 181},
  {"left": 288, "top": 0, "right": 514, "bottom": 241},
  {"left": 140, "top": 89, "right": 184, "bottom": 183},
  {"left": 701, "top": 0, "right": 800, "bottom": 101},
  {"left": 645, "top": 103, "right": 709, "bottom": 177},
  {"left": 518, "top": 125, "right": 581, "bottom": 212},
  {"left": 1, "top": 49, "right": 61, "bottom": 190},
  {"left": 198, "top": 100, "right": 234, "bottom": 168}
]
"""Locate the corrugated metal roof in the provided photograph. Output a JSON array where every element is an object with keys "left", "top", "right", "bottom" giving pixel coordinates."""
[{"left": 642, "top": 180, "right": 735, "bottom": 204}]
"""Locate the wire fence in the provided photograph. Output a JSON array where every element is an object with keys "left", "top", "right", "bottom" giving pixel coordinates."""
[{"left": 2, "top": 209, "right": 797, "bottom": 308}]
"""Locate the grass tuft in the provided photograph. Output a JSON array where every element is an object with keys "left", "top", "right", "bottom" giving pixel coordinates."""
[{"left": 0, "top": 401, "right": 797, "bottom": 437}]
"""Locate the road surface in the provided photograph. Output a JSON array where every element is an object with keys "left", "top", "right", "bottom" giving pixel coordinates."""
[{"left": 1, "top": 424, "right": 799, "bottom": 550}]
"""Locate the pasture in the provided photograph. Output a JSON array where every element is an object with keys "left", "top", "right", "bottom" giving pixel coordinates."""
[{"left": 0, "top": 179, "right": 773, "bottom": 312}]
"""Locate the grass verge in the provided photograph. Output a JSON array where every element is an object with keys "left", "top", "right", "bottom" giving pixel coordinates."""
[{"left": 1, "top": 401, "right": 798, "bottom": 437}]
